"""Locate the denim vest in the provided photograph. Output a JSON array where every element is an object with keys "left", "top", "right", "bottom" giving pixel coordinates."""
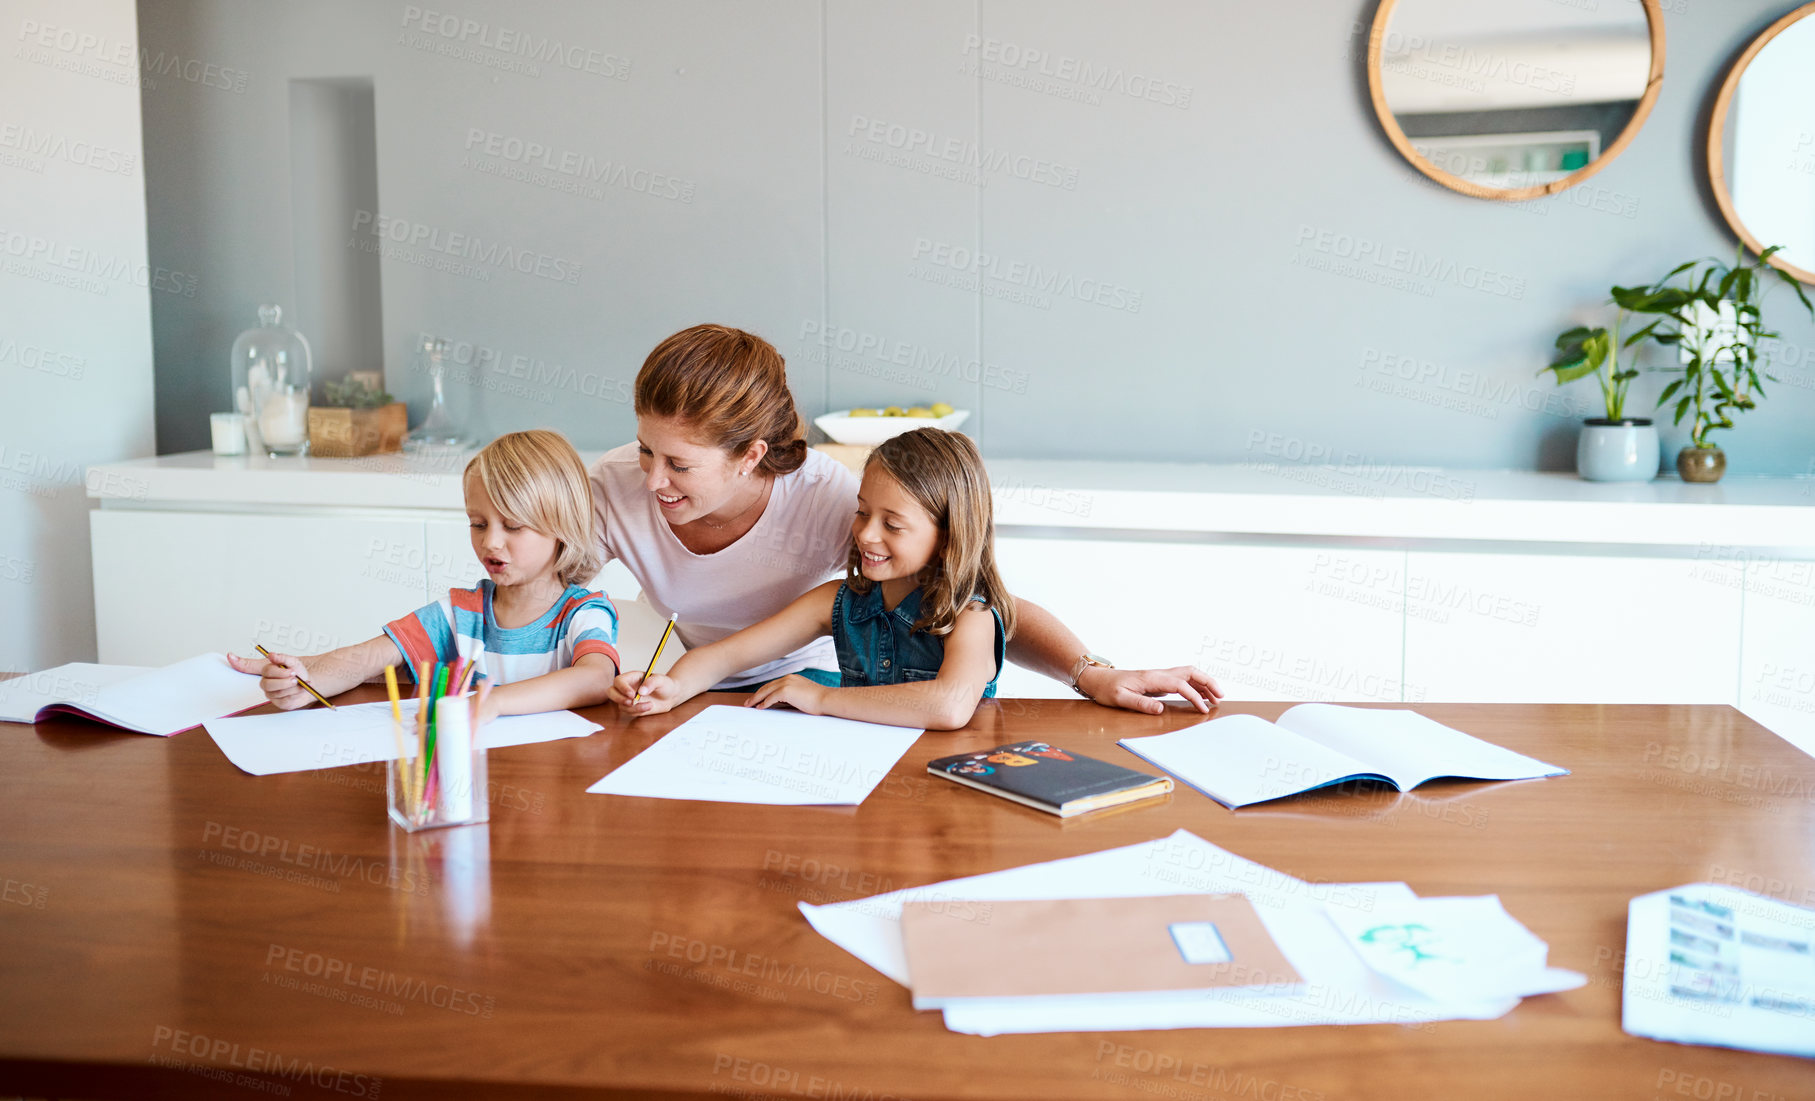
[{"left": 831, "top": 583, "right": 1004, "bottom": 697}]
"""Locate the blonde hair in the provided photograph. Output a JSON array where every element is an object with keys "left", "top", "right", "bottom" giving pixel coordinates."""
[
  {"left": 846, "top": 428, "right": 1016, "bottom": 639},
  {"left": 464, "top": 430, "right": 602, "bottom": 587},
  {"left": 634, "top": 324, "right": 808, "bottom": 477}
]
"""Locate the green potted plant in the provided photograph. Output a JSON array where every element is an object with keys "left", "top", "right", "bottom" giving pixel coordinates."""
[
  {"left": 1542, "top": 307, "right": 1656, "bottom": 482},
  {"left": 308, "top": 371, "right": 406, "bottom": 458},
  {"left": 1614, "top": 246, "right": 1813, "bottom": 483}
]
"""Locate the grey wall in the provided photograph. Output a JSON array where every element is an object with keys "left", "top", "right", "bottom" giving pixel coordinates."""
[{"left": 139, "top": 0, "right": 1815, "bottom": 475}]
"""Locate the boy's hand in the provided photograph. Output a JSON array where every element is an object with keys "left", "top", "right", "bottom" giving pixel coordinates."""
[
  {"left": 611, "top": 671, "right": 679, "bottom": 715},
  {"left": 227, "top": 651, "right": 316, "bottom": 710},
  {"left": 470, "top": 687, "right": 499, "bottom": 730},
  {"left": 744, "top": 674, "right": 829, "bottom": 715}
]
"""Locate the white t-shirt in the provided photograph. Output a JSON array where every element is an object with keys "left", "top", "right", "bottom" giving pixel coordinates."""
[{"left": 589, "top": 443, "right": 858, "bottom": 686}]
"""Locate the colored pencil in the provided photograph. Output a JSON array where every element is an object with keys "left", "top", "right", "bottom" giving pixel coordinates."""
[
  {"left": 424, "top": 664, "right": 450, "bottom": 807},
  {"left": 455, "top": 651, "right": 481, "bottom": 696},
  {"left": 414, "top": 662, "right": 432, "bottom": 818},
  {"left": 461, "top": 642, "right": 487, "bottom": 696},
  {"left": 382, "top": 665, "right": 418, "bottom": 817}
]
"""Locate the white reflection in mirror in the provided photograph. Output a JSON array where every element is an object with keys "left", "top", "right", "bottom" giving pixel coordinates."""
[
  {"left": 1381, "top": 0, "right": 1650, "bottom": 192},
  {"left": 1725, "top": 15, "right": 1815, "bottom": 275}
]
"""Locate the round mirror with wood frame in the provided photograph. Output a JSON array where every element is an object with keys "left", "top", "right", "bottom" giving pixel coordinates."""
[
  {"left": 1707, "top": 2, "right": 1815, "bottom": 285},
  {"left": 1367, "top": 0, "right": 1666, "bottom": 201}
]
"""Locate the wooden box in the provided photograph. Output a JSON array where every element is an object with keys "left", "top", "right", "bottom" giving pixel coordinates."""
[
  {"left": 812, "top": 443, "right": 873, "bottom": 476},
  {"left": 308, "top": 402, "right": 407, "bottom": 458}
]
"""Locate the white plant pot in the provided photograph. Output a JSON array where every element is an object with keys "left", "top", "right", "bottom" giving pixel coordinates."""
[{"left": 1576, "top": 419, "right": 1660, "bottom": 482}]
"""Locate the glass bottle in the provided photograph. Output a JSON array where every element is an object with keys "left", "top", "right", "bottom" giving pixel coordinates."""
[
  {"left": 405, "top": 334, "right": 473, "bottom": 450},
  {"left": 229, "top": 304, "right": 314, "bottom": 457}
]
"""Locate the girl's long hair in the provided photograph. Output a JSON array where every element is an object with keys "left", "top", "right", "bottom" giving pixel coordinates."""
[{"left": 845, "top": 428, "right": 1015, "bottom": 639}]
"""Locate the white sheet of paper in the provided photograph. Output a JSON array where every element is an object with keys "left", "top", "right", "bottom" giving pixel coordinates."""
[
  {"left": 798, "top": 829, "right": 1554, "bottom": 1035},
  {"left": 2, "top": 654, "right": 264, "bottom": 736},
  {"left": 1623, "top": 883, "right": 1815, "bottom": 1059},
  {"left": 1322, "top": 895, "right": 1585, "bottom": 1005},
  {"left": 587, "top": 704, "right": 923, "bottom": 805},
  {"left": 205, "top": 699, "right": 602, "bottom": 775}
]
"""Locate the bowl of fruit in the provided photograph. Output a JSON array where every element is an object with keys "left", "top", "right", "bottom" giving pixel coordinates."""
[{"left": 813, "top": 402, "right": 969, "bottom": 446}]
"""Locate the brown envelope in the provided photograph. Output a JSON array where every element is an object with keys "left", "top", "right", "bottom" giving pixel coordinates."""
[{"left": 901, "top": 894, "right": 1302, "bottom": 1002}]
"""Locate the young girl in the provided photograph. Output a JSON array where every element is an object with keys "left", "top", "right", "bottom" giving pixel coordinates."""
[
  {"left": 231, "top": 430, "right": 620, "bottom": 721},
  {"left": 611, "top": 427, "right": 1013, "bottom": 730}
]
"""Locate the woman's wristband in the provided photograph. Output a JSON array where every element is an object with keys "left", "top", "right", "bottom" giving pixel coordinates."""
[{"left": 1068, "top": 653, "right": 1115, "bottom": 697}]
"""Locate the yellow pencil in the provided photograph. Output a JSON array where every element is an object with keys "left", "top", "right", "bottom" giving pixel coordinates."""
[
  {"left": 455, "top": 646, "right": 483, "bottom": 696},
  {"left": 254, "top": 643, "right": 336, "bottom": 710},
  {"left": 382, "top": 665, "right": 417, "bottom": 813},
  {"left": 629, "top": 613, "right": 678, "bottom": 706}
]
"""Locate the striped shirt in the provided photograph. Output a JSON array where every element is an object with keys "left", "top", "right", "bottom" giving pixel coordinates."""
[{"left": 384, "top": 581, "right": 619, "bottom": 685}]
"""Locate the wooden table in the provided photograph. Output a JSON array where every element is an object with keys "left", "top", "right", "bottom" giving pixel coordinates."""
[{"left": 3, "top": 692, "right": 1813, "bottom": 1100}]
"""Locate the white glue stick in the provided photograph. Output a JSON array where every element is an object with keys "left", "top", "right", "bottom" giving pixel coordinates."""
[{"left": 434, "top": 692, "right": 476, "bottom": 823}]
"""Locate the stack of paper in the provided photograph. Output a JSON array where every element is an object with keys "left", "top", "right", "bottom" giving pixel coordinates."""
[
  {"left": 588, "top": 705, "right": 923, "bottom": 806},
  {"left": 1623, "top": 883, "right": 1815, "bottom": 1058},
  {"left": 205, "top": 699, "right": 602, "bottom": 775},
  {"left": 800, "top": 830, "right": 1583, "bottom": 1035}
]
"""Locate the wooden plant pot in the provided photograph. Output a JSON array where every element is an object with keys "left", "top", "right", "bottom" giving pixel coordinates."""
[{"left": 308, "top": 402, "right": 407, "bottom": 458}]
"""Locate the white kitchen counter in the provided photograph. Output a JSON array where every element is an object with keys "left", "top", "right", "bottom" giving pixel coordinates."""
[
  {"left": 80, "top": 449, "right": 1815, "bottom": 754},
  {"left": 86, "top": 449, "right": 1815, "bottom": 550}
]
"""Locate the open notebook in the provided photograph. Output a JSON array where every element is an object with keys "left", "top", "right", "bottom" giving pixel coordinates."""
[
  {"left": 1119, "top": 704, "right": 1567, "bottom": 808},
  {"left": 0, "top": 654, "right": 265, "bottom": 736}
]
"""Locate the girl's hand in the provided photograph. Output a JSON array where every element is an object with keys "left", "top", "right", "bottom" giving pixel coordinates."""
[
  {"left": 611, "top": 671, "right": 679, "bottom": 715},
  {"left": 744, "top": 674, "right": 829, "bottom": 715},
  {"left": 227, "top": 651, "right": 316, "bottom": 710}
]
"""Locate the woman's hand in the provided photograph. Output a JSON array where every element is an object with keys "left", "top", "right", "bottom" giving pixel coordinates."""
[
  {"left": 226, "top": 651, "right": 318, "bottom": 710},
  {"left": 744, "top": 674, "right": 830, "bottom": 715},
  {"left": 1078, "top": 664, "right": 1223, "bottom": 716},
  {"left": 611, "top": 671, "right": 681, "bottom": 715}
]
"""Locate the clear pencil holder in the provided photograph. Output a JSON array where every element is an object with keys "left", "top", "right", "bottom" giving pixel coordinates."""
[{"left": 387, "top": 694, "right": 489, "bottom": 831}]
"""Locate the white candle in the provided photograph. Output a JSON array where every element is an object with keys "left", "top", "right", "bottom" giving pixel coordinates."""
[{"left": 209, "top": 413, "right": 247, "bottom": 456}]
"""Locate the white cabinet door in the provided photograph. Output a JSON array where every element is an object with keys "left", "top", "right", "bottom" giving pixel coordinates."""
[
  {"left": 422, "top": 517, "right": 484, "bottom": 600},
  {"left": 91, "top": 510, "right": 428, "bottom": 666},
  {"left": 1735, "top": 552, "right": 1815, "bottom": 757},
  {"left": 993, "top": 538, "right": 1408, "bottom": 702},
  {"left": 1404, "top": 550, "right": 1743, "bottom": 704}
]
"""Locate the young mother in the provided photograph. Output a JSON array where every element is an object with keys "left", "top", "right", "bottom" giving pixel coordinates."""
[{"left": 590, "top": 324, "right": 1221, "bottom": 714}]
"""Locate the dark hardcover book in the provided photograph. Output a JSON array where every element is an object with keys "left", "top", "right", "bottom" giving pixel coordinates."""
[{"left": 926, "top": 740, "right": 1173, "bottom": 817}]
